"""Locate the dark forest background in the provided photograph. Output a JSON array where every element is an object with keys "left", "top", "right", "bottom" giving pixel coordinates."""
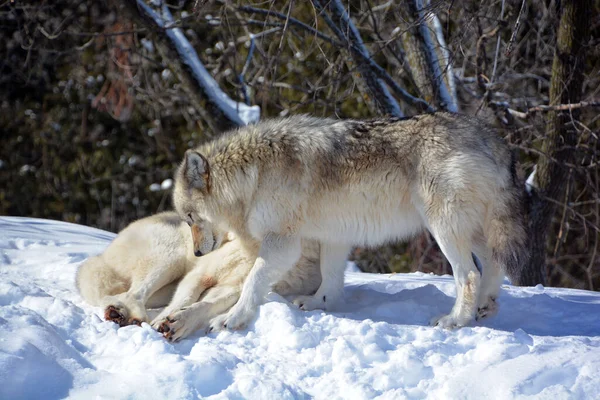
[{"left": 1, "top": 0, "right": 599, "bottom": 290}]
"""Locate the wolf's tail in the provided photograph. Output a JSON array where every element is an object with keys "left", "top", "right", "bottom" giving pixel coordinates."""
[
  {"left": 76, "top": 256, "right": 129, "bottom": 306},
  {"left": 486, "top": 185, "right": 530, "bottom": 286}
]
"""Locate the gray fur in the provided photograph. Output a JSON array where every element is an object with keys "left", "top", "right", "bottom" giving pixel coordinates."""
[{"left": 174, "top": 112, "right": 529, "bottom": 330}]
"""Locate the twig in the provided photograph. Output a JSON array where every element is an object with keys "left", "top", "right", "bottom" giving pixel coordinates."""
[
  {"left": 237, "top": 28, "right": 281, "bottom": 105},
  {"left": 278, "top": 0, "right": 294, "bottom": 51},
  {"left": 540, "top": 194, "right": 600, "bottom": 234},
  {"left": 312, "top": 0, "right": 404, "bottom": 117},
  {"left": 238, "top": 38, "right": 255, "bottom": 105},
  {"left": 528, "top": 101, "right": 600, "bottom": 113},
  {"left": 490, "top": 0, "right": 505, "bottom": 84},
  {"left": 475, "top": 26, "right": 499, "bottom": 92},
  {"left": 505, "top": 0, "right": 526, "bottom": 57},
  {"left": 370, "top": 60, "right": 435, "bottom": 112},
  {"left": 232, "top": 3, "right": 343, "bottom": 47},
  {"left": 491, "top": 100, "right": 600, "bottom": 122},
  {"left": 371, "top": 0, "right": 394, "bottom": 12},
  {"left": 510, "top": 142, "right": 598, "bottom": 171},
  {"left": 552, "top": 169, "right": 573, "bottom": 256}
]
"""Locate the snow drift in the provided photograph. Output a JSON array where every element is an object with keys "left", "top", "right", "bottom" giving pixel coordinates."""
[{"left": 1, "top": 217, "right": 599, "bottom": 399}]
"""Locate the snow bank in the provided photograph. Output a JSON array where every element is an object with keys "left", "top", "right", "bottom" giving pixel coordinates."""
[{"left": 1, "top": 217, "right": 599, "bottom": 399}]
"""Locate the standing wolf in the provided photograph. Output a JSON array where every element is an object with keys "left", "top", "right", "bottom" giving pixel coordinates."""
[{"left": 173, "top": 112, "right": 528, "bottom": 330}]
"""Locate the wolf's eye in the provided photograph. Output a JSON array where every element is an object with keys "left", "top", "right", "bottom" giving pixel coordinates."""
[{"left": 187, "top": 213, "right": 194, "bottom": 226}]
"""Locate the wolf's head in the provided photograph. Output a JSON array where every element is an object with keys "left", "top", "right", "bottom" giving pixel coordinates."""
[
  {"left": 174, "top": 150, "right": 218, "bottom": 256},
  {"left": 188, "top": 218, "right": 226, "bottom": 257}
]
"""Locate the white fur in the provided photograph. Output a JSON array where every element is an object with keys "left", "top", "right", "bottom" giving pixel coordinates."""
[{"left": 77, "top": 211, "right": 321, "bottom": 340}]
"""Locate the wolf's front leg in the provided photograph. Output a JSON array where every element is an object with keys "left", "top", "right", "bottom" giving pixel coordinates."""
[
  {"left": 159, "top": 285, "right": 240, "bottom": 341},
  {"left": 293, "top": 242, "right": 351, "bottom": 311},
  {"left": 150, "top": 268, "right": 214, "bottom": 330},
  {"left": 209, "top": 233, "right": 301, "bottom": 331}
]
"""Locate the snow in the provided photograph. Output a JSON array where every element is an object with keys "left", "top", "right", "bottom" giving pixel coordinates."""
[
  {"left": 161, "top": 178, "right": 173, "bottom": 190},
  {"left": 526, "top": 165, "right": 537, "bottom": 194},
  {"left": 1, "top": 216, "right": 600, "bottom": 399},
  {"left": 150, "top": 179, "right": 174, "bottom": 192}
]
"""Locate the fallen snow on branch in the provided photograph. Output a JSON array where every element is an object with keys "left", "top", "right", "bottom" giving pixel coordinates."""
[{"left": 137, "top": 0, "right": 260, "bottom": 126}]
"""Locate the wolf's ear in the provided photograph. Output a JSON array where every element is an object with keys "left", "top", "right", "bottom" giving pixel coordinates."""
[{"left": 183, "top": 150, "right": 210, "bottom": 192}]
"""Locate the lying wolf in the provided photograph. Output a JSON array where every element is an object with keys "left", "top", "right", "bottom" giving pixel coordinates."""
[
  {"left": 173, "top": 112, "right": 528, "bottom": 331},
  {"left": 76, "top": 212, "right": 320, "bottom": 341}
]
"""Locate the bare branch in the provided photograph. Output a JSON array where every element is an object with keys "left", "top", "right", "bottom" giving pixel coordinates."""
[
  {"left": 311, "top": 0, "right": 404, "bottom": 117},
  {"left": 231, "top": 1, "right": 433, "bottom": 113},
  {"left": 505, "top": 0, "right": 526, "bottom": 57},
  {"left": 527, "top": 101, "right": 600, "bottom": 113},
  {"left": 399, "top": 1, "right": 458, "bottom": 112},
  {"left": 232, "top": 3, "right": 343, "bottom": 47},
  {"left": 136, "top": 0, "right": 260, "bottom": 130},
  {"left": 426, "top": 4, "right": 457, "bottom": 106},
  {"left": 490, "top": 0, "right": 505, "bottom": 84},
  {"left": 492, "top": 100, "right": 600, "bottom": 121},
  {"left": 475, "top": 27, "right": 499, "bottom": 93}
]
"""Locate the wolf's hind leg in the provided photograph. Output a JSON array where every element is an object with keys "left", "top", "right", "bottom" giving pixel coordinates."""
[
  {"left": 104, "top": 266, "right": 179, "bottom": 326},
  {"left": 428, "top": 219, "right": 481, "bottom": 329},
  {"left": 472, "top": 241, "right": 503, "bottom": 320},
  {"left": 293, "top": 242, "right": 350, "bottom": 311}
]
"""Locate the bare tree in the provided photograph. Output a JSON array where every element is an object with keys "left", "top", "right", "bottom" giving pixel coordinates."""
[
  {"left": 520, "top": 0, "right": 593, "bottom": 285},
  {"left": 3, "top": 0, "right": 599, "bottom": 290}
]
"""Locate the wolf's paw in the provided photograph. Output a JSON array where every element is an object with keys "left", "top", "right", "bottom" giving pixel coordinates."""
[
  {"left": 156, "top": 309, "right": 198, "bottom": 342},
  {"left": 207, "top": 314, "right": 228, "bottom": 333},
  {"left": 292, "top": 294, "right": 327, "bottom": 311},
  {"left": 150, "top": 310, "right": 173, "bottom": 330},
  {"left": 104, "top": 305, "right": 128, "bottom": 327},
  {"left": 476, "top": 297, "right": 498, "bottom": 321},
  {"left": 430, "top": 313, "right": 470, "bottom": 329},
  {"left": 104, "top": 305, "right": 144, "bottom": 327},
  {"left": 207, "top": 304, "right": 253, "bottom": 332}
]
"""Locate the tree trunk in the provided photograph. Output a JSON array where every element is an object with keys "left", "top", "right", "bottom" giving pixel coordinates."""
[
  {"left": 520, "top": 0, "right": 591, "bottom": 286},
  {"left": 398, "top": 0, "right": 457, "bottom": 112}
]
